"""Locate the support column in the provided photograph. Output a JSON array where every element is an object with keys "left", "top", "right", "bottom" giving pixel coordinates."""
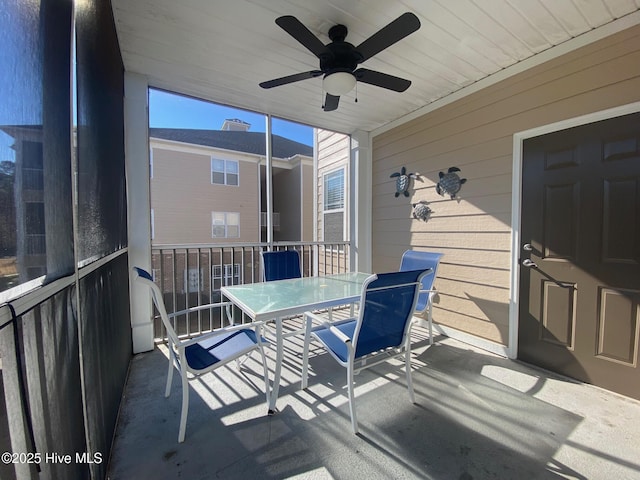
[
  {"left": 124, "top": 72, "right": 153, "bottom": 353},
  {"left": 265, "top": 116, "right": 274, "bottom": 248},
  {"left": 349, "top": 130, "right": 372, "bottom": 273}
]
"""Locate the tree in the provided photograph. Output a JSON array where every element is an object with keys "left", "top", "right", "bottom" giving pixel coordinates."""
[{"left": 0, "top": 160, "right": 16, "bottom": 256}]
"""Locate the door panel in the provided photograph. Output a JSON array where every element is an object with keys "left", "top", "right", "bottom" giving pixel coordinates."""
[
  {"left": 603, "top": 178, "right": 638, "bottom": 263},
  {"left": 543, "top": 183, "right": 578, "bottom": 260},
  {"left": 597, "top": 288, "right": 639, "bottom": 365},
  {"left": 540, "top": 280, "right": 576, "bottom": 348},
  {"left": 519, "top": 112, "right": 640, "bottom": 400}
]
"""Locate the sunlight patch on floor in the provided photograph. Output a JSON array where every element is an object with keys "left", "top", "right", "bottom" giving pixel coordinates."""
[
  {"left": 287, "top": 467, "right": 335, "bottom": 479},
  {"left": 481, "top": 365, "right": 540, "bottom": 393}
]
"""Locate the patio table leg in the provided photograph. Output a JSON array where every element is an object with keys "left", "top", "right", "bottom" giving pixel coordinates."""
[{"left": 268, "top": 316, "right": 283, "bottom": 413}]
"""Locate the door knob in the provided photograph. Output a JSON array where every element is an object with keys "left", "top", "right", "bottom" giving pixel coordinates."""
[
  {"left": 523, "top": 243, "right": 533, "bottom": 251},
  {"left": 522, "top": 259, "right": 537, "bottom": 268}
]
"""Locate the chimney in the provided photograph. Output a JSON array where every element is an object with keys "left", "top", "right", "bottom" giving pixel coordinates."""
[{"left": 221, "top": 118, "right": 251, "bottom": 132}]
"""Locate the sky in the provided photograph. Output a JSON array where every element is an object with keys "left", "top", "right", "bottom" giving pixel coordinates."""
[
  {"left": 149, "top": 89, "right": 314, "bottom": 147},
  {"left": 0, "top": 88, "right": 315, "bottom": 164}
]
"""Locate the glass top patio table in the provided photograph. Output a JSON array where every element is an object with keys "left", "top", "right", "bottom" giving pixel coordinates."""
[
  {"left": 220, "top": 272, "right": 371, "bottom": 322},
  {"left": 221, "top": 272, "right": 371, "bottom": 413}
]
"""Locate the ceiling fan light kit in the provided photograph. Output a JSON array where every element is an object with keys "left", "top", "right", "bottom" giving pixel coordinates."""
[
  {"left": 260, "top": 12, "right": 421, "bottom": 111},
  {"left": 323, "top": 72, "right": 356, "bottom": 96}
]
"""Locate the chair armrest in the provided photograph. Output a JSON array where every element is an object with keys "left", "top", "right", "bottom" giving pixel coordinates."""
[
  {"left": 168, "top": 301, "right": 234, "bottom": 319},
  {"left": 328, "top": 324, "right": 351, "bottom": 344},
  {"left": 418, "top": 288, "right": 437, "bottom": 294},
  {"left": 419, "top": 288, "right": 438, "bottom": 301},
  {"left": 303, "top": 310, "right": 327, "bottom": 324},
  {"left": 179, "top": 320, "right": 265, "bottom": 348},
  {"left": 304, "top": 311, "right": 351, "bottom": 344}
]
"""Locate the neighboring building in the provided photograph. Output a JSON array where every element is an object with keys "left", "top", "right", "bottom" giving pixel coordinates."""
[
  {"left": 149, "top": 119, "right": 328, "bottom": 296},
  {"left": 0, "top": 125, "right": 46, "bottom": 285},
  {"left": 149, "top": 119, "right": 314, "bottom": 245}
]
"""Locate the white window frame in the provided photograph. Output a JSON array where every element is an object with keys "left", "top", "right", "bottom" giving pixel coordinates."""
[
  {"left": 211, "top": 158, "right": 239, "bottom": 186},
  {"left": 211, "top": 212, "right": 240, "bottom": 238},
  {"left": 322, "top": 167, "right": 346, "bottom": 250},
  {"left": 212, "top": 263, "right": 241, "bottom": 288},
  {"left": 323, "top": 167, "right": 345, "bottom": 212}
]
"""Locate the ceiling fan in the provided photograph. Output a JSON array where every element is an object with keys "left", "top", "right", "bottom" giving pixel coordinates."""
[{"left": 259, "top": 12, "right": 421, "bottom": 111}]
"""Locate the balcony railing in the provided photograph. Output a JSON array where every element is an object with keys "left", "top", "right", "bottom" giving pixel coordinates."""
[{"left": 150, "top": 241, "right": 350, "bottom": 342}]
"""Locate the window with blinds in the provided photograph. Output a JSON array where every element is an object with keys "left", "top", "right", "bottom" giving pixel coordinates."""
[
  {"left": 323, "top": 168, "right": 345, "bottom": 243},
  {"left": 324, "top": 168, "right": 344, "bottom": 211}
]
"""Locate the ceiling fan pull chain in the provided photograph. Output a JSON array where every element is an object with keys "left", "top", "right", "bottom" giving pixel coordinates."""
[{"left": 355, "top": 82, "right": 358, "bottom": 103}]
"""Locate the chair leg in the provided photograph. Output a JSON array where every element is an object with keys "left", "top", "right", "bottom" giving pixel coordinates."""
[
  {"left": 224, "top": 304, "right": 234, "bottom": 326},
  {"left": 404, "top": 347, "right": 415, "bottom": 404},
  {"left": 165, "top": 349, "right": 175, "bottom": 398},
  {"left": 301, "top": 315, "right": 312, "bottom": 389},
  {"left": 236, "top": 349, "right": 255, "bottom": 369},
  {"left": 428, "top": 302, "right": 434, "bottom": 345},
  {"left": 178, "top": 363, "right": 189, "bottom": 443},
  {"left": 347, "top": 363, "right": 358, "bottom": 434}
]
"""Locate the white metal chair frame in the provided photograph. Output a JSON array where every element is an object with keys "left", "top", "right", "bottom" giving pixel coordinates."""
[
  {"left": 133, "top": 267, "right": 270, "bottom": 443},
  {"left": 400, "top": 250, "right": 444, "bottom": 345},
  {"left": 301, "top": 269, "right": 432, "bottom": 434}
]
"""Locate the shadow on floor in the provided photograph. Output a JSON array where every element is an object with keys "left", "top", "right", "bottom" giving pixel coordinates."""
[{"left": 107, "top": 330, "right": 640, "bottom": 480}]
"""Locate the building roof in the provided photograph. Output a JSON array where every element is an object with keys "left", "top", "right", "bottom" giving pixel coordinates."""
[
  {"left": 149, "top": 128, "right": 313, "bottom": 158},
  {"left": 1, "top": 125, "right": 314, "bottom": 159}
]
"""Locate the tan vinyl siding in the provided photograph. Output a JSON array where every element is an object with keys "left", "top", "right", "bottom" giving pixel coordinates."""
[
  {"left": 151, "top": 147, "right": 259, "bottom": 244},
  {"left": 372, "top": 24, "right": 640, "bottom": 345},
  {"left": 317, "top": 130, "right": 350, "bottom": 242},
  {"left": 301, "top": 163, "right": 313, "bottom": 242}
]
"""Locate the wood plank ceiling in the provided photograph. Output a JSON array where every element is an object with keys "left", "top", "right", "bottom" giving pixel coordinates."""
[{"left": 112, "top": 0, "right": 640, "bottom": 134}]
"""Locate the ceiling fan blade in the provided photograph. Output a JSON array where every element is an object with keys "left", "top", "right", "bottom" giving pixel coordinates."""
[
  {"left": 275, "top": 16, "right": 329, "bottom": 58},
  {"left": 355, "top": 12, "right": 420, "bottom": 63},
  {"left": 323, "top": 93, "right": 340, "bottom": 111},
  {"left": 260, "top": 70, "right": 323, "bottom": 89},
  {"left": 354, "top": 68, "right": 411, "bottom": 92}
]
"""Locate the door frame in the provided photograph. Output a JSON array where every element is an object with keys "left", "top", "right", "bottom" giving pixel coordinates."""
[{"left": 508, "top": 101, "right": 640, "bottom": 359}]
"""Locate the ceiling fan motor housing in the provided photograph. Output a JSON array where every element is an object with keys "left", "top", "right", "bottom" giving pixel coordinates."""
[{"left": 320, "top": 37, "right": 362, "bottom": 74}]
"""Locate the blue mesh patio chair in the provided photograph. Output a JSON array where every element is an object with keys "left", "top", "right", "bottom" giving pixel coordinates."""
[
  {"left": 399, "top": 250, "right": 444, "bottom": 345},
  {"left": 260, "top": 249, "right": 309, "bottom": 337},
  {"left": 261, "top": 249, "right": 302, "bottom": 281},
  {"left": 301, "top": 268, "right": 432, "bottom": 434},
  {"left": 133, "top": 267, "right": 270, "bottom": 443}
]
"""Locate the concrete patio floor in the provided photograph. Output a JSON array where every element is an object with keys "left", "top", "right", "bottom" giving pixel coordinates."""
[{"left": 107, "top": 325, "right": 640, "bottom": 480}]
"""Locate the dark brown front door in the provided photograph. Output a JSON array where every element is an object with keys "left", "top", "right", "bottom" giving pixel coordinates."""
[{"left": 519, "top": 112, "right": 640, "bottom": 400}]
